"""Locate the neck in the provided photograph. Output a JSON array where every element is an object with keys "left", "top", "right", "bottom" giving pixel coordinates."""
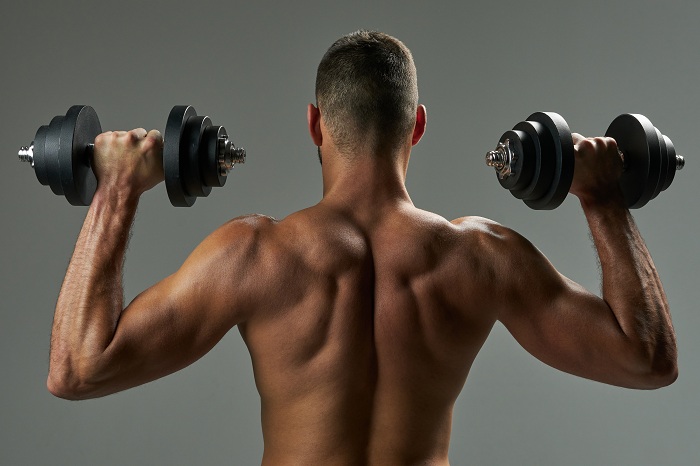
[{"left": 320, "top": 147, "right": 413, "bottom": 212}]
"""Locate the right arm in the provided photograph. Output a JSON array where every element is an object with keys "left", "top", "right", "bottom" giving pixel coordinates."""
[
  {"left": 46, "top": 129, "right": 264, "bottom": 400},
  {"left": 490, "top": 136, "right": 677, "bottom": 389}
]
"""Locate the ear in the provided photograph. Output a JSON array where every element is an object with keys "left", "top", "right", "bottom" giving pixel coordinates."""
[
  {"left": 307, "top": 104, "right": 323, "bottom": 146},
  {"left": 411, "top": 105, "right": 427, "bottom": 146}
]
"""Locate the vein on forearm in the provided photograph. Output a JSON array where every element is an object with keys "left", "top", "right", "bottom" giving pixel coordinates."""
[
  {"left": 50, "top": 191, "right": 138, "bottom": 373},
  {"left": 583, "top": 201, "right": 672, "bottom": 358}
]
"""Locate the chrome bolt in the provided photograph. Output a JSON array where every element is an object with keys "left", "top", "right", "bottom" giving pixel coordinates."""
[
  {"left": 18, "top": 144, "right": 34, "bottom": 167},
  {"left": 676, "top": 155, "right": 685, "bottom": 170},
  {"left": 485, "top": 139, "right": 515, "bottom": 179}
]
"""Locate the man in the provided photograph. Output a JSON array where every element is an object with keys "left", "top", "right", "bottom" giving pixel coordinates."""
[{"left": 47, "top": 31, "right": 677, "bottom": 465}]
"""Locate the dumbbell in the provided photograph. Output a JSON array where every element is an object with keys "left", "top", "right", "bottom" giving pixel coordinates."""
[
  {"left": 484, "top": 112, "right": 685, "bottom": 209},
  {"left": 18, "top": 105, "right": 246, "bottom": 207}
]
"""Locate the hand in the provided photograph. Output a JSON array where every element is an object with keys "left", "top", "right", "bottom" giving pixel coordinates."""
[
  {"left": 92, "top": 129, "right": 164, "bottom": 196},
  {"left": 570, "top": 133, "right": 625, "bottom": 206}
]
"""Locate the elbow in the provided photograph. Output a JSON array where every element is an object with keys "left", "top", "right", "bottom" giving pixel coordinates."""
[
  {"left": 646, "top": 357, "right": 678, "bottom": 389},
  {"left": 46, "top": 364, "right": 95, "bottom": 401},
  {"left": 630, "top": 354, "right": 678, "bottom": 390},
  {"left": 645, "top": 338, "right": 679, "bottom": 389},
  {"left": 47, "top": 346, "right": 119, "bottom": 399},
  {"left": 47, "top": 373, "right": 84, "bottom": 401},
  {"left": 622, "top": 332, "right": 679, "bottom": 389}
]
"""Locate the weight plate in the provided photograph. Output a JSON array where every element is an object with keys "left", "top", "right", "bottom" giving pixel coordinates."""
[
  {"left": 525, "top": 112, "right": 574, "bottom": 210},
  {"left": 46, "top": 115, "right": 65, "bottom": 196},
  {"left": 495, "top": 129, "right": 534, "bottom": 193},
  {"left": 659, "top": 134, "right": 677, "bottom": 193},
  {"left": 165, "top": 106, "right": 198, "bottom": 207},
  {"left": 59, "top": 106, "right": 101, "bottom": 205},
  {"left": 510, "top": 121, "right": 552, "bottom": 201},
  {"left": 181, "top": 115, "right": 213, "bottom": 198},
  {"left": 651, "top": 127, "right": 667, "bottom": 200},
  {"left": 33, "top": 124, "right": 50, "bottom": 186},
  {"left": 201, "top": 125, "right": 228, "bottom": 188},
  {"left": 605, "top": 114, "right": 661, "bottom": 209}
]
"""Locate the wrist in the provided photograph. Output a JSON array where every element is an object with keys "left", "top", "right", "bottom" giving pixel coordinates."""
[
  {"left": 92, "top": 182, "right": 141, "bottom": 211},
  {"left": 578, "top": 192, "right": 632, "bottom": 230},
  {"left": 577, "top": 188, "right": 626, "bottom": 212}
]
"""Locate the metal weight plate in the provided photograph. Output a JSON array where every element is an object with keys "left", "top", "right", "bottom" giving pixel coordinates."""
[
  {"left": 181, "top": 115, "right": 213, "bottom": 198},
  {"left": 651, "top": 127, "right": 668, "bottom": 200},
  {"left": 659, "top": 134, "right": 677, "bottom": 193},
  {"left": 58, "top": 106, "right": 102, "bottom": 205},
  {"left": 165, "top": 106, "right": 198, "bottom": 207},
  {"left": 201, "top": 125, "right": 228, "bottom": 188},
  {"left": 525, "top": 112, "right": 574, "bottom": 210},
  {"left": 511, "top": 121, "right": 550, "bottom": 200},
  {"left": 32, "top": 124, "right": 50, "bottom": 186},
  {"left": 605, "top": 114, "right": 661, "bottom": 209},
  {"left": 496, "top": 129, "right": 535, "bottom": 193},
  {"left": 46, "top": 115, "right": 66, "bottom": 196}
]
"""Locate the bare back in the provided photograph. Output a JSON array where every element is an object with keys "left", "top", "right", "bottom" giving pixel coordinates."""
[
  {"left": 45, "top": 31, "right": 677, "bottom": 466},
  {"left": 239, "top": 202, "right": 498, "bottom": 465},
  {"left": 48, "top": 131, "right": 675, "bottom": 465}
]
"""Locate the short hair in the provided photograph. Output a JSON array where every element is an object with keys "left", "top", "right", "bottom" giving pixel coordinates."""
[{"left": 315, "top": 31, "right": 418, "bottom": 156}]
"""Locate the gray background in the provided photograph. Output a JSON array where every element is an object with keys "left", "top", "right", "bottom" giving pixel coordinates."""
[{"left": 1, "top": 0, "right": 697, "bottom": 464}]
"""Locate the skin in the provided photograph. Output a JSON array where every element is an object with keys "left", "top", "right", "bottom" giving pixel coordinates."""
[{"left": 47, "top": 104, "right": 678, "bottom": 466}]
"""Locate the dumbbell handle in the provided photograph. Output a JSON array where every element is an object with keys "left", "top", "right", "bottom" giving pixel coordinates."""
[
  {"left": 19, "top": 137, "right": 245, "bottom": 176},
  {"left": 485, "top": 138, "right": 685, "bottom": 178}
]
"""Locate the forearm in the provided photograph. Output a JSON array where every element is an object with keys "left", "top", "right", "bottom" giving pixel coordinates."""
[
  {"left": 581, "top": 195, "right": 677, "bottom": 378},
  {"left": 48, "top": 186, "right": 139, "bottom": 395}
]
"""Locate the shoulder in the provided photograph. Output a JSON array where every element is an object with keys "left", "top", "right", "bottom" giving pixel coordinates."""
[
  {"left": 219, "top": 213, "right": 279, "bottom": 233},
  {"left": 207, "top": 214, "right": 278, "bottom": 246},
  {"left": 449, "top": 216, "right": 542, "bottom": 262},
  {"left": 187, "top": 214, "right": 279, "bottom": 270},
  {"left": 450, "top": 215, "right": 516, "bottom": 242}
]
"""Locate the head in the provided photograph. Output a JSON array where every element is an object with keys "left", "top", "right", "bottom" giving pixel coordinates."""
[{"left": 311, "top": 31, "right": 424, "bottom": 161}]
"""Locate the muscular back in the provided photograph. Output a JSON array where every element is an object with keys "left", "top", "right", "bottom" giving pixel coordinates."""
[
  {"left": 46, "top": 131, "right": 676, "bottom": 464},
  {"left": 238, "top": 201, "right": 498, "bottom": 465},
  {"left": 45, "top": 30, "right": 677, "bottom": 466}
]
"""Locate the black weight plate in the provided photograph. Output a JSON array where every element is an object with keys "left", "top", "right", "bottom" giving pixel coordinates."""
[
  {"left": 525, "top": 112, "right": 574, "bottom": 210},
  {"left": 165, "top": 106, "right": 198, "bottom": 207},
  {"left": 33, "top": 124, "right": 50, "bottom": 186},
  {"left": 659, "top": 134, "right": 677, "bottom": 193},
  {"left": 605, "top": 114, "right": 661, "bottom": 209},
  {"left": 46, "top": 115, "right": 65, "bottom": 196},
  {"left": 201, "top": 125, "right": 228, "bottom": 188},
  {"left": 181, "top": 115, "right": 213, "bottom": 198},
  {"left": 651, "top": 127, "right": 667, "bottom": 200},
  {"left": 495, "top": 129, "right": 534, "bottom": 192},
  {"left": 59, "top": 106, "right": 101, "bottom": 205},
  {"left": 513, "top": 120, "right": 556, "bottom": 202},
  {"left": 511, "top": 121, "right": 547, "bottom": 200}
]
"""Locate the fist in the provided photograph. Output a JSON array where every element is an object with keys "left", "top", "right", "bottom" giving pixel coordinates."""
[
  {"left": 570, "top": 133, "right": 624, "bottom": 205},
  {"left": 92, "top": 129, "right": 164, "bottom": 196}
]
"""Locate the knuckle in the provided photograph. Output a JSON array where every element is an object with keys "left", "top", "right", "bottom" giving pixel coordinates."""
[
  {"left": 147, "top": 131, "right": 164, "bottom": 145},
  {"left": 141, "top": 137, "right": 157, "bottom": 152},
  {"left": 127, "top": 129, "right": 143, "bottom": 142},
  {"left": 605, "top": 137, "right": 619, "bottom": 150},
  {"left": 94, "top": 132, "right": 108, "bottom": 145},
  {"left": 577, "top": 139, "right": 595, "bottom": 152},
  {"left": 94, "top": 131, "right": 118, "bottom": 150}
]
